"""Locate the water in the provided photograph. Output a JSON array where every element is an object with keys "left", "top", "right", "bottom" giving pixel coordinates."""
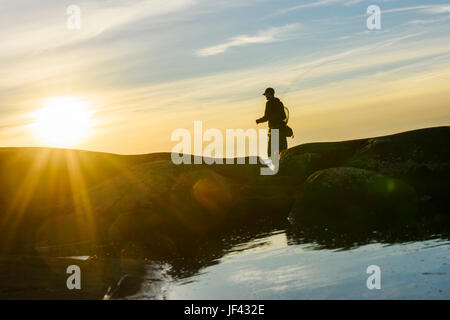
[
  {"left": 164, "top": 231, "right": 449, "bottom": 299},
  {"left": 0, "top": 225, "right": 449, "bottom": 299},
  {"left": 119, "top": 229, "right": 447, "bottom": 300}
]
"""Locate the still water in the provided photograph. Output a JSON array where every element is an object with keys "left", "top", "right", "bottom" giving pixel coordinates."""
[
  {"left": 123, "top": 229, "right": 449, "bottom": 300},
  {"left": 0, "top": 224, "right": 448, "bottom": 299}
]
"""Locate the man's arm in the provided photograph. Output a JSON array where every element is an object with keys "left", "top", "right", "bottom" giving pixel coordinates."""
[{"left": 256, "top": 103, "right": 269, "bottom": 124}]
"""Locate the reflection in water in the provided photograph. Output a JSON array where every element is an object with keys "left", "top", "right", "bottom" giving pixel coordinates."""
[
  {"left": 117, "top": 215, "right": 449, "bottom": 299},
  {"left": 0, "top": 213, "right": 448, "bottom": 299},
  {"left": 166, "top": 236, "right": 449, "bottom": 300},
  {"left": 104, "top": 263, "right": 173, "bottom": 300}
]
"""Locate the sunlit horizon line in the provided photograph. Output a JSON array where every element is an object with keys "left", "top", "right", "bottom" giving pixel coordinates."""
[{"left": 3, "top": 124, "right": 449, "bottom": 157}]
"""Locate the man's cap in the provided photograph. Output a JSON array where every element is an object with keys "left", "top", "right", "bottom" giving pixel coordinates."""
[{"left": 263, "top": 87, "right": 275, "bottom": 96}]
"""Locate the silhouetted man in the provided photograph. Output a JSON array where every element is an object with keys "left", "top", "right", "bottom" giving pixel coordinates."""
[{"left": 256, "top": 87, "right": 287, "bottom": 159}]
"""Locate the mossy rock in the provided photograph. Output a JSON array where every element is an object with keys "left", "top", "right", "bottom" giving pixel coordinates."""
[{"left": 289, "top": 167, "right": 419, "bottom": 229}]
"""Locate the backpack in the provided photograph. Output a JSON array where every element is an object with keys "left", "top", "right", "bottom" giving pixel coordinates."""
[{"left": 281, "top": 106, "right": 294, "bottom": 138}]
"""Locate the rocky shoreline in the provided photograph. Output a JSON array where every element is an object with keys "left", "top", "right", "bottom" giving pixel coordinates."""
[{"left": 0, "top": 126, "right": 449, "bottom": 257}]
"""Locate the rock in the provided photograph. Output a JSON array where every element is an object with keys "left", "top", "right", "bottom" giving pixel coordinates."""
[
  {"left": 281, "top": 127, "right": 450, "bottom": 210},
  {"left": 35, "top": 160, "right": 296, "bottom": 256},
  {"left": 279, "top": 152, "right": 323, "bottom": 179},
  {"left": 0, "top": 126, "right": 449, "bottom": 254},
  {"left": 280, "top": 140, "right": 364, "bottom": 179},
  {"left": 289, "top": 167, "right": 419, "bottom": 229}
]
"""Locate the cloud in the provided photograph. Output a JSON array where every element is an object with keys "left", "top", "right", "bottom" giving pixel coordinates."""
[
  {"left": 380, "top": 6, "right": 430, "bottom": 14},
  {"left": 425, "top": 5, "right": 450, "bottom": 14},
  {"left": 408, "top": 19, "right": 440, "bottom": 25},
  {"left": 279, "top": 0, "right": 339, "bottom": 14},
  {"left": 0, "top": 0, "right": 200, "bottom": 60},
  {"left": 407, "top": 14, "right": 450, "bottom": 26},
  {"left": 381, "top": 5, "right": 450, "bottom": 15},
  {"left": 345, "top": 0, "right": 365, "bottom": 6},
  {"left": 195, "top": 23, "right": 300, "bottom": 57}
]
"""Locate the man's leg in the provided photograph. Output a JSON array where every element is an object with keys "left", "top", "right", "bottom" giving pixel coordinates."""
[
  {"left": 280, "top": 135, "right": 287, "bottom": 153},
  {"left": 268, "top": 129, "right": 282, "bottom": 160}
]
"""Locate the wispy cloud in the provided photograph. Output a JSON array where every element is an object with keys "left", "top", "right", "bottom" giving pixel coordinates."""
[
  {"left": 344, "top": 0, "right": 365, "bottom": 6},
  {"left": 279, "top": 0, "right": 339, "bottom": 14},
  {"left": 381, "top": 5, "right": 450, "bottom": 15},
  {"left": 408, "top": 19, "right": 440, "bottom": 25},
  {"left": 379, "top": 6, "right": 429, "bottom": 14},
  {"left": 195, "top": 23, "right": 300, "bottom": 57},
  {"left": 425, "top": 5, "right": 450, "bottom": 14},
  {"left": 0, "top": 0, "right": 199, "bottom": 60}
]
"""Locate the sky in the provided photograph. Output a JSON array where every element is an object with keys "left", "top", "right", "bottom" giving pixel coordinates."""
[{"left": 1, "top": 0, "right": 450, "bottom": 154}]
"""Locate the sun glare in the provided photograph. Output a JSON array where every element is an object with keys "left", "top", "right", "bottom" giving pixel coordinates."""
[{"left": 33, "top": 96, "right": 93, "bottom": 146}]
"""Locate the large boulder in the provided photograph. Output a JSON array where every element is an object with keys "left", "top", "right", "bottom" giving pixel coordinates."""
[
  {"left": 344, "top": 128, "right": 450, "bottom": 209},
  {"left": 35, "top": 160, "right": 296, "bottom": 257},
  {"left": 279, "top": 140, "right": 364, "bottom": 179},
  {"left": 289, "top": 167, "right": 419, "bottom": 229},
  {"left": 281, "top": 127, "right": 450, "bottom": 212}
]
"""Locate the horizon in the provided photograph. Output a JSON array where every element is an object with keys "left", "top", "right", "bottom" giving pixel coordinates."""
[
  {"left": 1, "top": 0, "right": 450, "bottom": 154},
  {"left": 0, "top": 124, "right": 447, "bottom": 156}
]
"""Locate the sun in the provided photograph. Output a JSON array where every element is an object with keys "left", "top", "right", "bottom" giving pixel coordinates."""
[{"left": 33, "top": 96, "right": 93, "bottom": 146}]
